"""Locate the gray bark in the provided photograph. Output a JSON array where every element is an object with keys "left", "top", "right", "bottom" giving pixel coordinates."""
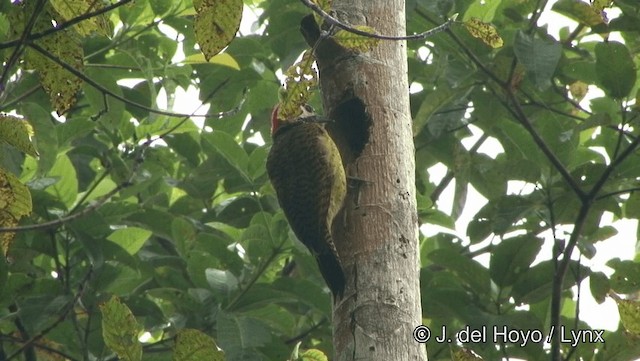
[{"left": 305, "top": 0, "right": 425, "bottom": 359}]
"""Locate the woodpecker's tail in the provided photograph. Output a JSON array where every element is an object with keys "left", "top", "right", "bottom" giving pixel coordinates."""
[{"left": 316, "top": 252, "right": 346, "bottom": 300}]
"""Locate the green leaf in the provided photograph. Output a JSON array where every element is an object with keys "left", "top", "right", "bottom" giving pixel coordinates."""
[
  {"left": 46, "top": 154, "right": 78, "bottom": 208},
  {"left": 512, "top": 260, "right": 589, "bottom": 304},
  {"left": 150, "top": 0, "right": 173, "bottom": 17},
  {"left": 107, "top": 227, "right": 152, "bottom": 255},
  {"left": 56, "top": 116, "right": 95, "bottom": 148},
  {"left": 248, "top": 146, "right": 268, "bottom": 181},
  {"left": 413, "top": 87, "right": 471, "bottom": 136},
  {"left": 216, "top": 311, "right": 271, "bottom": 352},
  {"left": 83, "top": 67, "right": 125, "bottom": 127},
  {"left": 205, "top": 268, "right": 239, "bottom": 294},
  {"left": 174, "top": 329, "right": 225, "bottom": 361},
  {"left": 172, "top": 217, "right": 197, "bottom": 257},
  {"left": 513, "top": 31, "right": 561, "bottom": 89},
  {"left": 589, "top": 272, "right": 610, "bottom": 304},
  {"left": 595, "top": 41, "right": 637, "bottom": 99},
  {"left": 183, "top": 53, "right": 240, "bottom": 70},
  {"left": 586, "top": 225, "right": 617, "bottom": 243},
  {"left": 202, "top": 131, "right": 249, "bottom": 180},
  {"left": 463, "top": 0, "right": 502, "bottom": 22},
  {"left": 608, "top": 259, "right": 640, "bottom": 294},
  {"left": 242, "top": 303, "right": 296, "bottom": 334},
  {"left": 552, "top": 0, "right": 604, "bottom": 26},
  {"left": 427, "top": 248, "right": 491, "bottom": 295},
  {"left": 100, "top": 296, "right": 143, "bottom": 361},
  {"left": 193, "top": 0, "right": 243, "bottom": 60},
  {"left": 490, "top": 235, "right": 544, "bottom": 287}
]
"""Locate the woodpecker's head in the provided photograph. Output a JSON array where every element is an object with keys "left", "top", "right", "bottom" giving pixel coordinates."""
[{"left": 270, "top": 104, "right": 317, "bottom": 136}]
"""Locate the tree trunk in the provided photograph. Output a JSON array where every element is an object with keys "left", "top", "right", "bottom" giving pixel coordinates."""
[{"left": 304, "top": 0, "right": 425, "bottom": 359}]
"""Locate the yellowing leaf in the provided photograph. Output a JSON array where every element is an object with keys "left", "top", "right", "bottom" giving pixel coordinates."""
[
  {"left": 333, "top": 25, "right": 380, "bottom": 52},
  {"left": 8, "top": 2, "right": 84, "bottom": 115},
  {"left": 311, "top": 0, "right": 332, "bottom": 26},
  {"left": 569, "top": 81, "right": 588, "bottom": 102},
  {"left": 27, "top": 30, "right": 84, "bottom": 115},
  {"left": 50, "top": 0, "right": 112, "bottom": 37},
  {"left": 0, "top": 216, "right": 17, "bottom": 258},
  {"left": 194, "top": 0, "right": 243, "bottom": 60},
  {"left": 0, "top": 115, "right": 38, "bottom": 157},
  {"left": 464, "top": 18, "right": 503, "bottom": 48},
  {"left": 592, "top": 0, "right": 613, "bottom": 12},
  {"left": 616, "top": 297, "right": 640, "bottom": 337},
  {"left": 174, "top": 329, "right": 224, "bottom": 361},
  {"left": 0, "top": 168, "right": 32, "bottom": 256},
  {"left": 183, "top": 53, "right": 240, "bottom": 70},
  {"left": 451, "top": 347, "right": 484, "bottom": 360},
  {"left": 100, "top": 296, "right": 142, "bottom": 361},
  {"left": 279, "top": 50, "right": 317, "bottom": 120},
  {"left": 301, "top": 348, "right": 329, "bottom": 361}
]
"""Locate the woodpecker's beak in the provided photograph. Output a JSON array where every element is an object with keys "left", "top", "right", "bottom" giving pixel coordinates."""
[
  {"left": 299, "top": 104, "right": 333, "bottom": 123},
  {"left": 308, "top": 115, "right": 333, "bottom": 123}
]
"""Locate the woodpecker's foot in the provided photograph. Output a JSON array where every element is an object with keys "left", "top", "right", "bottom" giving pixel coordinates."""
[
  {"left": 347, "top": 176, "right": 371, "bottom": 209},
  {"left": 346, "top": 176, "right": 371, "bottom": 188}
]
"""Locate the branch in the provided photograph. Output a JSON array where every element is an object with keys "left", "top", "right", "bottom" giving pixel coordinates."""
[
  {"left": 0, "top": 0, "right": 133, "bottom": 50},
  {"left": 0, "top": 84, "right": 41, "bottom": 111},
  {"left": 0, "top": 70, "right": 235, "bottom": 234},
  {"left": 0, "top": 0, "right": 47, "bottom": 94},
  {"left": 416, "top": 9, "right": 507, "bottom": 88},
  {"left": 596, "top": 186, "right": 640, "bottom": 200},
  {"left": 505, "top": 90, "right": 587, "bottom": 200},
  {"left": 0, "top": 180, "right": 130, "bottom": 233},
  {"left": 6, "top": 267, "right": 93, "bottom": 361},
  {"left": 430, "top": 133, "right": 489, "bottom": 203},
  {"left": 26, "top": 42, "right": 244, "bottom": 119},
  {"left": 224, "top": 240, "right": 287, "bottom": 311},
  {"left": 549, "top": 112, "right": 640, "bottom": 361},
  {"left": 300, "top": 0, "right": 455, "bottom": 41},
  {"left": 0, "top": 335, "right": 79, "bottom": 361},
  {"left": 285, "top": 318, "right": 328, "bottom": 344}
]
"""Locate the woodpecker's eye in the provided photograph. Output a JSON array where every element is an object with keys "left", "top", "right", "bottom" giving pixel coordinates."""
[{"left": 302, "top": 104, "right": 314, "bottom": 113}]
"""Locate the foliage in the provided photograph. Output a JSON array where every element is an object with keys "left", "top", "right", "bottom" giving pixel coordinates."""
[{"left": 0, "top": 0, "right": 639, "bottom": 361}]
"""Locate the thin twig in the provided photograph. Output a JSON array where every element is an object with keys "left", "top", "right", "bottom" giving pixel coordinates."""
[
  {"left": 0, "top": 84, "right": 42, "bottom": 111},
  {"left": 505, "top": 90, "right": 586, "bottom": 200},
  {"left": 550, "top": 118, "right": 640, "bottom": 360},
  {"left": 0, "top": 181, "right": 129, "bottom": 233},
  {"left": 300, "top": 0, "right": 455, "bottom": 41},
  {"left": 285, "top": 318, "right": 328, "bottom": 344},
  {"left": 26, "top": 42, "right": 243, "bottom": 119},
  {"left": 430, "top": 133, "right": 489, "bottom": 203},
  {"left": 0, "top": 335, "right": 79, "bottom": 361},
  {"left": 596, "top": 187, "right": 640, "bottom": 201},
  {"left": 6, "top": 267, "right": 93, "bottom": 360},
  {"left": 0, "top": 0, "right": 47, "bottom": 94},
  {"left": 0, "top": 0, "right": 133, "bottom": 50}
]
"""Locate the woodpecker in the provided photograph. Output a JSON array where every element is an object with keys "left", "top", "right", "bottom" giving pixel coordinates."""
[{"left": 266, "top": 104, "right": 347, "bottom": 298}]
